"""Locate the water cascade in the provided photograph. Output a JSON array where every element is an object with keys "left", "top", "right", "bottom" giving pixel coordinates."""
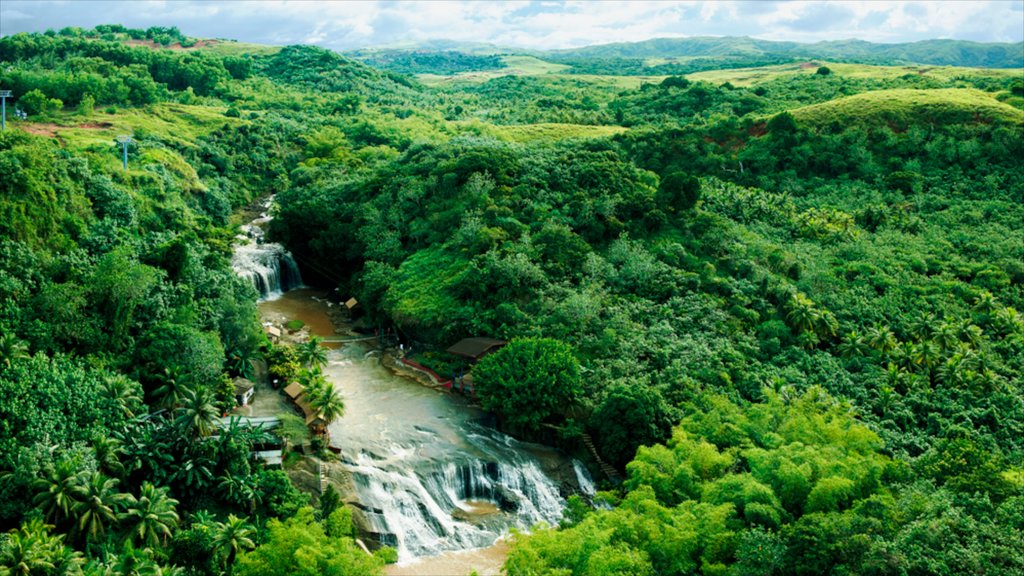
[
  {"left": 324, "top": 348, "right": 594, "bottom": 562},
  {"left": 231, "top": 197, "right": 303, "bottom": 300}
]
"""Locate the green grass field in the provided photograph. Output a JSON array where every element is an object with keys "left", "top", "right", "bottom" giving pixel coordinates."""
[
  {"left": 17, "top": 103, "right": 246, "bottom": 150},
  {"left": 788, "top": 88, "right": 1024, "bottom": 127},
  {"left": 688, "top": 61, "right": 1024, "bottom": 86},
  {"left": 450, "top": 120, "right": 626, "bottom": 142}
]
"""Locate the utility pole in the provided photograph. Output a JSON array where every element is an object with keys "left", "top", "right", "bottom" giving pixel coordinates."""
[
  {"left": 0, "top": 91, "right": 11, "bottom": 131},
  {"left": 116, "top": 135, "right": 134, "bottom": 170}
]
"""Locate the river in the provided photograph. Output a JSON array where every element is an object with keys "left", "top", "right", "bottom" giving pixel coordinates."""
[{"left": 237, "top": 204, "right": 593, "bottom": 574}]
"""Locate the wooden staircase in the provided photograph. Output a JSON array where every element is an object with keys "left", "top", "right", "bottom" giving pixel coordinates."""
[{"left": 581, "top": 433, "right": 622, "bottom": 483}]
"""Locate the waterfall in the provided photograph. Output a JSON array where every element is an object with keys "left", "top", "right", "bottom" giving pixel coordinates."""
[
  {"left": 232, "top": 199, "right": 303, "bottom": 300},
  {"left": 573, "top": 460, "right": 597, "bottom": 497},
  {"left": 349, "top": 449, "right": 567, "bottom": 561},
  {"left": 323, "top": 331, "right": 589, "bottom": 564}
]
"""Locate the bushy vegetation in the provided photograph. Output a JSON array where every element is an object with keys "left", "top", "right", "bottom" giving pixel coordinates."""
[
  {"left": 349, "top": 49, "right": 507, "bottom": 75},
  {"left": 2, "top": 23, "right": 1022, "bottom": 575}
]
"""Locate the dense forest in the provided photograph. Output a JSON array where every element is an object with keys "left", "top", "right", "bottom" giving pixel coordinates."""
[{"left": 2, "top": 23, "right": 1023, "bottom": 575}]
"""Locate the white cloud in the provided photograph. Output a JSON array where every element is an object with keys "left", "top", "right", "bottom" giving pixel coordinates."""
[{"left": 1, "top": 0, "right": 1021, "bottom": 48}]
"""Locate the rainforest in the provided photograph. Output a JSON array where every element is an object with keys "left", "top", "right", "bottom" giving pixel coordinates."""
[{"left": 1, "top": 20, "right": 1023, "bottom": 576}]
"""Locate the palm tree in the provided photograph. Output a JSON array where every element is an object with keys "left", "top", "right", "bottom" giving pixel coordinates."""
[
  {"left": 0, "top": 332, "right": 30, "bottom": 369},
  {"left": 866, "top": 324, "right": 898, "bottom": 356},
  {"left": 174, "top": 387, "right": 219, "bottom": 439},
  {"left": 152, "top": 366, "right": 191, "bottom": 409},
  {"left": 0, "top": 519, "right": 58, "bottom": 576},
  {"left": 837, "top": 330, "right": 870, "bottom": 359},
  {"left": 972, "top": 290, "right": 998, "bottom": 314},
  {"left": 297, "top": 336, "right": 328, "bottom": 370},
  {"left": 211, "top": 515, "right": 255, "bottom": 575},
  {"left": 120, "top": 482, "right": 180, "bottom": 548},
  {"left": 33, "top": 458, "right": 86, "bottom": 526},
  {"left": 93, "top": 435, "right": 126, "bottom": 478},
  {"left": 216, "top": 474, "right": 260, "bottom": 513},
  {"left": 107, "top": 542, "right": 163, "bottom": 576},
  {"left": 785, "top": 292, "right": 819, "bottom": 336},
  {"left": 100, "top": 375, "right": 144, "bottom": 419},
  {"left": 72, "top": 472, "right": 128, "bottom": 544},
  {"left": 307, "top": 380, "right": 345, "bottom": 426},
  {"left": 933, "top": 321, "right": 961, "bottom": 352}
]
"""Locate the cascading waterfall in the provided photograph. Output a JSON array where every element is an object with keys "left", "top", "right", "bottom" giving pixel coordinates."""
[
  {"left": 323, "top": 347, "right": 595, "bottom": 563},
  {"left": 574, "top": 460, "right": 597, "bottom": 497},
  {"left": 231, "top": 198, "right": 303, "bottom": 300},
  {"left": 346, "top": 437, "right": 573, "bottom": 560}
]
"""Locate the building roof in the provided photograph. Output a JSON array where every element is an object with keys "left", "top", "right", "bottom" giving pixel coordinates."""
[
  {"left": 233, "top": 378, "right": 255, "bottom": 396},
  {"left": 215, "top": 416, "right": 280, "bottom": 430},
  {"left": 253, "top": 449, "right": 282, "bottom": 466},
  {"left": 345, "top": 297, "right": 359, "bottom": 309},
  {"left": 446, "top": 337, "right": 507, "bottom": 359},
  {"left": 265, "top": 325, "right": 282, "bottom": 338},
  {"left": 283, "top": 382, "right": 304, "bottom": 399}
]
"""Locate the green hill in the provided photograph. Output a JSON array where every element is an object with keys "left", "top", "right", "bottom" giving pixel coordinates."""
[{"left": 789, "top": 88, "right": 1024, "bottom": 128}]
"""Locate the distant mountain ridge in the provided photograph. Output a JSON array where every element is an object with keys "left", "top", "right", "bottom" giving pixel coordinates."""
[
  {"left": 547, "top": 36, "right": 1024, "bottom": 69},
  {"left": 358, "top": 36, "right": 1024, "bottom": 70}
]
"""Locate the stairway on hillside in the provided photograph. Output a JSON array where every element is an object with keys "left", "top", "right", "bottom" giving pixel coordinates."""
[{"left": 581, "top": 433, "right": 622, "bottom": 483}]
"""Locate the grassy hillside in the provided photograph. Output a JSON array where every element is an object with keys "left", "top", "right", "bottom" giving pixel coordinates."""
[
  {"left": 789, "top": 88, "right": 1024, "bottom": 128},
  {"left": 687, "top": 61, "right": 1024, "bottom": 86}
]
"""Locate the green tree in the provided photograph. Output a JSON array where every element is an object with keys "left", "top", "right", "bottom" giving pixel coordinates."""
[
  {"left": 32, "top": 457, "right": 86, "bottom": 526},
  {"left": 305, "top": 379, "right": 345, "bottom": 428},
  {"left": 235, "top": 508, "right": 383, "bottom": 576},
  {"left": 0, "top": 334, "right": 29, "bottom": 368},
  {"left": 174, "top": 387, "right": 219, "bottom": 439},
  {"left": 473, "top": 338, "right": 583, "bottom": 431},
  {"left": 297, "top": 336, "right": 328, "bottom": 370},
  {"left": 120, "top": 482, "right": 179, "bottom": 548},
  {"left": 591, "top": 384, "right": 674, "bottom": 469},
  {"left": 71, "top": 472, "right": 127, "bottom": 544},
  {"left": 0, "top": 518, "right": 83, "bottom": 576},
  {"left": 211, "top": 514, "right": 255, "bottom": 575}
]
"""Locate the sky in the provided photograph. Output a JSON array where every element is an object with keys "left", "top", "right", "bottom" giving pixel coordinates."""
[{"left": 1, "top": 1, "right": 1022, "bottom": 51}]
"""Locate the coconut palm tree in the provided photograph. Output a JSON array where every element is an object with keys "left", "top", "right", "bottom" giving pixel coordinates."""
[
  {"left": 152, "top": 366, "right": 191, "bottom": 409},
  {"left": 297, "top": 336, "right": 328, "bottom": 370},
  {"left": 93, "top": 435, "right": 126, "bottom": 479},
  {"left": 0, "top": 519, "right": 58, "bottom": 576},
  {"left": 33, "top": 458, "right": 86, "bottom": 526},
  {"left": 211, "top": 515, "right": 255, "bottom": 575},
  {"left": 307, "top": 380, "right": 345, "bottom": 426},
  {"left": 866, "top": 324, "right": 899, "bottom": 356},
  {"left": 785, "top": 292, "right": 819, "bottom": 336},
  {"left": 0, "top": 332, "right": 30, "bottom": 369},
  {"left": 72, "top": 472, "right": 128, "bottom": 544},
  {"left": 174, "top": 387, "right": 219, "bottom": 439},
  {"left": 120, "top": 482, "right": 180, "bottom": 548},
  {"left": 837, "top": 330, "right": 870, "bottom": 359},
  {"left": 100, "top": 375, "right": 144, "bottom": 419},
  {"left": 106, "top": 542, "right": 164, "bottom": 576},
  {"left": 216, "top": 474, "right": 260, "bottom": 513}
]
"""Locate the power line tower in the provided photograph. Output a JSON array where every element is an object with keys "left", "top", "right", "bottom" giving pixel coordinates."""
[
  {"left": 0, "top": 91, "right": 11, "bottom": 131},
  {"left": 116, "top": 135, "right": 135, "bottom": 170}
]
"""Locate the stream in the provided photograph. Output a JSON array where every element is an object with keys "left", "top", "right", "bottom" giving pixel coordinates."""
[{"left": 236, "top": 202, "right": 594, "bottom": 574}]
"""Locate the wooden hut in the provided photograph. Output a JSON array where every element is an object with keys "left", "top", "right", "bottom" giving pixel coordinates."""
[{"left": 446, "top": 337, "right": 506, "bottom": 361}]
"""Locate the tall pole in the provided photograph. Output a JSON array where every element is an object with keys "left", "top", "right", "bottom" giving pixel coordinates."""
[
  {"left": 0, "top": 91, "right": 11, "bottom": 131},
  {"left": 116, "top": 135, "right": 134, "bottom": 170}
]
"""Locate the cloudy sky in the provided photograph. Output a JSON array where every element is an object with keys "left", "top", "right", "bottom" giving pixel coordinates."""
[{"left": 2, "top": 1, "right": 1022, "bottom": 50}]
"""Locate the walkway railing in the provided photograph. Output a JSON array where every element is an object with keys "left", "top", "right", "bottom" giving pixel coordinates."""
[{"left": 399, "top": 358, "right": 453, "bottom": 388}]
